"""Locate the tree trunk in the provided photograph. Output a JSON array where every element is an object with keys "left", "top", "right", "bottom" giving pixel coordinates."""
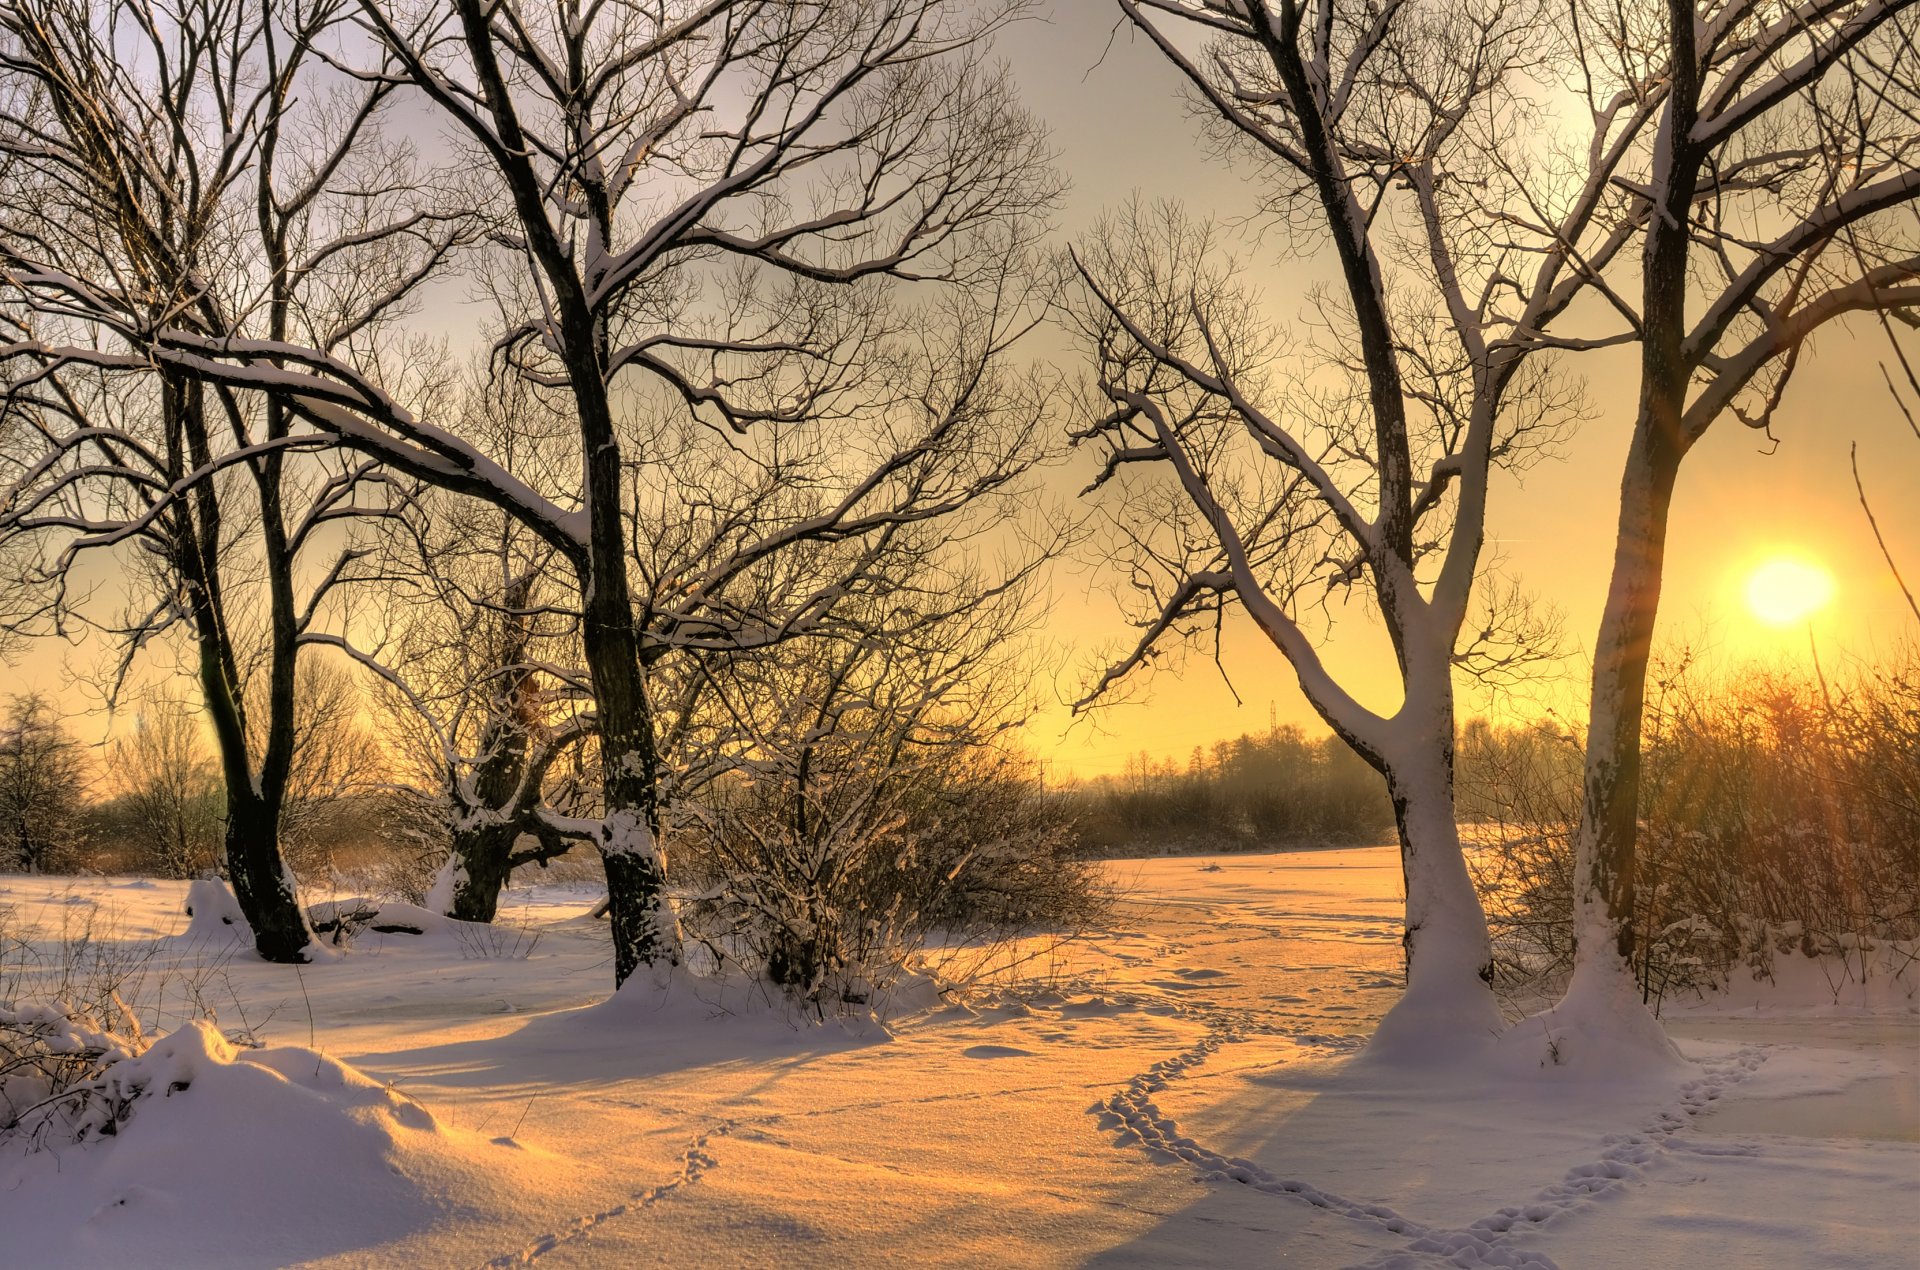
[
  {"left": 446, "top": 823, "right": 517, "bottom": 924},
  {"left": 603, "top": 847, "right": 674, "bottom": 986},
  {"left": 225, "top": 788, "right": 310, "bottom": 963},
  {"left": 567, "top": 281, "right": 680, "bottom": 984},
  {"left": 1572, "top": 407, "right": 1684, "bottom": 977},
  {"left": 1366, "top": 733, "right": 1505, "bottom": 1056}
]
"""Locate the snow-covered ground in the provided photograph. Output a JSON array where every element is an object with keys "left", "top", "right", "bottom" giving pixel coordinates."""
[{"left": 1, "top": 847, "right": 1913, "bottom": 1268}]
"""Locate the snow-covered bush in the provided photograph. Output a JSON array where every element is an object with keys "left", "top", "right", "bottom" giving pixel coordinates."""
[
  {"left": 0, "top": 902, "right": 155, "bottom": 1151},
  {"left": 0, "top": 999, "right": 147, "bottom": 1150},
  {"left": 1462, "top": 649, "right": 1920, "bottom": 1003},
  {"left": 679, "top": 744, "right": 1105, "bottom": 1012},
  {"left": 0, "top": 897, "right": 259, "bottom": 1152}
]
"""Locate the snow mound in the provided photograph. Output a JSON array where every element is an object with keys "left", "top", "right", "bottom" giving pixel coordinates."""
[
  {"left": 1496, "top": 961, "right": 1689, "bottom": 1079},
  {"left": 180, "top": 879, "right": 251, "bottom": 944},
  {"left": 0, "top": 1021, "right": 542, "bottom": 1267}
]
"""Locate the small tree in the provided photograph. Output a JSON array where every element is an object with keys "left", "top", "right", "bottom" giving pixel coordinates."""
[
  {"left": 0, "top": 694, "right": 87, "bottom": 872},
  {"left": 110, "top": 702, "right": 223, "bottom": 880}
]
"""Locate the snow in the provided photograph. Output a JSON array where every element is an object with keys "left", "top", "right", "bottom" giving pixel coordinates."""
[{"left": 0, "top": 849, "right": 1912, "bottom": 1268}]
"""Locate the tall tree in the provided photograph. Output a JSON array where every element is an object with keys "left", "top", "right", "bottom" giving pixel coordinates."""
[
  {"left": 0, "top": 0, "right": 463, "bottom": 959},
  {"left": 1067, "top": 0, "right": 1619, "bottom": 1052},
  {"left": 1550, "top": 0, "right": 1920, "bottom": 1049}
]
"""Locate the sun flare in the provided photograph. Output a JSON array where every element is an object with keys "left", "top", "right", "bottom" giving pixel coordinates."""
[{"left": 1744, "top": 556, "right": 1836, "bottom": 626}]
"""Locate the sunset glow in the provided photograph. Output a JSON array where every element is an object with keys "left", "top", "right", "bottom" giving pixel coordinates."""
[{"left": 1744, "top": 556, "right": 1837, "bottom": 626}]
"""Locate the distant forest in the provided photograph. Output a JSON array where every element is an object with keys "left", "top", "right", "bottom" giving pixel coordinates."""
[{"left": 1058, "top": 725, "right": 1395, "bottom": 855}]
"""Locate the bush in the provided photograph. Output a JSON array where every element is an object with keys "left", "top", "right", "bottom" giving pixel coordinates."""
[
  {"left": 1460, "top": 648, "right": 1920, "bottom": 1001},
  {"left": 677, "top": 747, "right": 1106, "bottom": 1012}
]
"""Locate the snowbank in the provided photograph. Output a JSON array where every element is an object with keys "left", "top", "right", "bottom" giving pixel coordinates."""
[{"left": 0, "top": 1021, "right": 542, "bottom": 1268}]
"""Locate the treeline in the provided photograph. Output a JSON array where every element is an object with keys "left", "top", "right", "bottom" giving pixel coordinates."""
[{"left": 1059, "top": 725, "right": 1395, "bottom": 854}]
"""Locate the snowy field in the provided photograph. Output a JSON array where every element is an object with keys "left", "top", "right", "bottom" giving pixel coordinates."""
[{"left": 1, "top": 847, "right": 1914, "bottom": 1269}]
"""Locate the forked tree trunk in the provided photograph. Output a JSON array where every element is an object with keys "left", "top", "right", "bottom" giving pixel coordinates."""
[{"left": 168, "top": 376, "right": 311, "bottom": 964}]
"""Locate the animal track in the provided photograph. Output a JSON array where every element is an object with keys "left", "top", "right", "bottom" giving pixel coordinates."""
[{"left": 1092, "top": 1018, "right": 1773, "bottom": 1270}]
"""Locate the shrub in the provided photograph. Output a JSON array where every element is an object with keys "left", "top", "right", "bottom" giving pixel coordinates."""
[
  {"left": 678, "top": 746, "right": 1106, "bottom": 1012},
  {"left": 1460, "top": 648, "right": 1920, "bottom": 1002}
]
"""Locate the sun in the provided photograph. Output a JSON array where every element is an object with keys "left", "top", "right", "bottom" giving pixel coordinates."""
[{"left": 1744, "top": 556, "right": 1836, "bottom": 626}]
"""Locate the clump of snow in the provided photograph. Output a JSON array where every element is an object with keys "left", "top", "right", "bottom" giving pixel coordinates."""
[
  {"left": 0, "top": 1020, "right": 541, "bottom": 1267},
  {"left": 180, "top": 880, "right": 251, "bottom": 944},
  {"left": 423, "top": 856, "right": 465, "bottom": 916},
  {"left": 1496, "top": 957, "right": 1689, "bottom": 1078},
  {"left": 307, "top": 897, "right": 452, "bottom": 942}
]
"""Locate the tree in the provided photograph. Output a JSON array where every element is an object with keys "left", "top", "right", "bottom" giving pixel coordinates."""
[
  {"left": 1065, "top": 0, "right": 1612, "bottom": 1053},
  {"left": 0, "top": 0, "right": 1061, "bottom": 989},
  {"left": 358, "top": 490, "right": 598, "bottom": 923},
  {"left": 110, "top": 700, "right": 224, "bottom": 880},
  {"left": 1548, "top": 0, "right": 1920, "bottom": 1049},
  {"left": 0, "top": 0, "right": 463, "bottom": 959},
  {"left": 0, "top": 693, "right": 87, "bottom": 872}
]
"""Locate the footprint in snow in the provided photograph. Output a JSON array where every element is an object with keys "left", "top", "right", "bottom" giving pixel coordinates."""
[
  {"left": 1172, "top": 967, "right": 1230, "bottom": 980},
  {"left": 962, "top": 1044, "right": 1037, "bottom": 1059}
]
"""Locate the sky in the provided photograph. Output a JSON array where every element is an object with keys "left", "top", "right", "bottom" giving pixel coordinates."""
[
  {"left": 4, "top": 2, "right": 1916, "bottom": 781},
  {"left": 995, "top": 6, "right": 1920, "bottom": 778}
]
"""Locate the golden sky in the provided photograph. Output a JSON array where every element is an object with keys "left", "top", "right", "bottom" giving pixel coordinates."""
[
  {"left": 5, "top": 5, "right": 1915, "bottom": 781},
  {"left": 1003, "top": 9, "right": 1920, "bottom": 778}
]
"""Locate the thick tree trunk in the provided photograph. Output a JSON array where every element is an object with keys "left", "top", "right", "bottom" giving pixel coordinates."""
[
  {"left": 225, "top": 788, "right": 310, "bottom": 963},
  {"left": 579, "top": 441, "right": 680, "bottom": 987},
  {"left": 1365, "top": 733, "right": 1504, "bottom": 1057},
  {"left": 446, "top": 823, "right": 517, "bottom": 924}
]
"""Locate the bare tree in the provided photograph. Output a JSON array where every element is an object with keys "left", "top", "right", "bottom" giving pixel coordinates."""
[
  {"left": 1066, "top": 0, "right": 1612, "bottom": 1051},
  {"left": 1546, "top": 0, "right": 1920, "bottom": 1046},
  {"left": 0, "top": 0, "right": 1062, "bottom": 988},
  {"left": 0, "top": 692, "right": 87, "bottom": 872},
  {"left": 109, "top": 699, "right": 224, "bottom": 880},
  {"left": 0, "top": 0, "right": 462, "bottom": 959}
]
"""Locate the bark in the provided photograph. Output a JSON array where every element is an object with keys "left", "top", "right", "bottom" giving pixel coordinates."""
[
  {"left": 446, "top": 823, "right": 517, "bottom": 924},
  {"left": 224, "top": 787, "right": 309, "bottom": 963}
]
